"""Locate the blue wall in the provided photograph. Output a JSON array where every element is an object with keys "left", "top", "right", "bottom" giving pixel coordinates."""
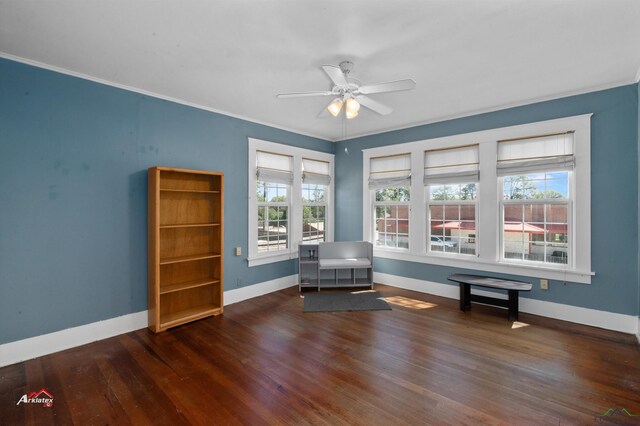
[
  {"left": 335, "top": 84, "right": 640, "bottom": 316},
  {"left": 0, "top": 58, "right": 333, "bottom": 344},
  {"left": 1, "top": 56, "right": 638, "bottom": 346}
]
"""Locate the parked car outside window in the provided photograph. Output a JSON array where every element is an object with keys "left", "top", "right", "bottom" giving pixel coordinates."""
[{"left": 430, "top": 236, "right": 457, "bottom": 248}]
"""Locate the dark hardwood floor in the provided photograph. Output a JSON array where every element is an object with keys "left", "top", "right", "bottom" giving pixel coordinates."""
[{"left": 1, "top": 284, "right": 639, "bottom": 425}]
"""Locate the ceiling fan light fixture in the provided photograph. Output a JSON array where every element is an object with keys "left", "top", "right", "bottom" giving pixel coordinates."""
[
  {"left": 345, "top": 97, "right": 360, "bottom": 114},
  {"left": 327, "top": 99, "right": 343, "bottom": 117},
  {"left": 345, "top": 108, "right": 359, "bottom": 119}
]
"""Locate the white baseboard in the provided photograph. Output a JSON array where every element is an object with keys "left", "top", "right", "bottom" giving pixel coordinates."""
[
  {"left": 0, "top": 275, "right": 299, "bottom": 368},
  {"left": 375, "top": 272, "right": 639, "bottom": 335},
  {"left": 224, "top": 274, "right": 298, "bottom": 305},
  {"left": 0, "top": 311, "right": 148, "bottom": 368}
]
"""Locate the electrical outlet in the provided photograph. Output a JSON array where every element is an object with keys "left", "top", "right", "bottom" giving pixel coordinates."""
[
  {"left": 540, "top": 279, "right": 549, "bottom": 290},
  {"left": 235, "top": 247, "right": 242, "bottom": 256}
]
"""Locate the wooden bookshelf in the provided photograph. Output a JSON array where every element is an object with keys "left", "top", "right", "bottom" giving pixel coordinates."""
[{"left": 148, "top": 167, "right": 224, "bottom": 333}]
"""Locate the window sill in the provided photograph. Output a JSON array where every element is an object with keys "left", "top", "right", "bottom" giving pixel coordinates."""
[
  {"left": 247, "top": 251, "right": 297, "bottom": 267},
  {"left": 373, "top": 248, "right": 594, "bottom": 284}
]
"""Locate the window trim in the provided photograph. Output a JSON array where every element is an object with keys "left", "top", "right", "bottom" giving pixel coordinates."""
[
  {"left": 373, "top": 195, "right": 411, "bottom": 250},
  {"left": 256, "top": 183, "right": 291, "bottom": 255},
  {"left": 362, "top": 114, "right": 593, "bottom": 284},
  {"left": 302, "top": 182, "right": 328, "bottom": 243},
  {"left": 499, "top": 197, "right": 572, "bottom": 268},
  {"left": 248, "top": 138, "right": 334, "bottom": 267},
  {"left": 426, "top": 194, "right": 478, "bottom": 258}
]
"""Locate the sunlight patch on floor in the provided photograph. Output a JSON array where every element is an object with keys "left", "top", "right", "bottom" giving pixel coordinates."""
[
  {"left": 384, "top": 296, "right": 437, "bottom": 309},
  {"left": 511, "top": 321, "right": 530, "bottom": 329}
]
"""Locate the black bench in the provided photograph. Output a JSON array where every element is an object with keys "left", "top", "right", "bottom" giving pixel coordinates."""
[{"left": 448, "top": 274, "right": 532, "bottom": 321}]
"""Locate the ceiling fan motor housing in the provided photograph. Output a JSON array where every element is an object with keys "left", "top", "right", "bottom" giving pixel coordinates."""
[{"left": 339, "top": 60, "right": 354, "bottom": 76}]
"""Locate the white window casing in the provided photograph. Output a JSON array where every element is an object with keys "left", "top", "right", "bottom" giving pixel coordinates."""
[{"left": 362, "top": 114, "right": 593, "bottom": 284}]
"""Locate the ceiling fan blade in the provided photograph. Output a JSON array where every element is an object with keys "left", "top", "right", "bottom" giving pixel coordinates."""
[
  {"left": 356, "top": 95, "right": 393, "bottom": 115},
  {"left": 322, "top": 65, "right": 348, "bottom": 87},
  {"left": 358, "top": 79, "right": 416, "bottom": 95},
  {"left": 277, "top": 91, "right": 334, "bottom": 99}
]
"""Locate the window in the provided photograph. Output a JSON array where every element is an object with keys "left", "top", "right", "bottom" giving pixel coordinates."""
[
  {"left": 425, "top": 144, "right": 479, "bottom": 256},
  {"left": 302, "top": 158, "right": 330, "bottom": 243},
  {"left": 369, "top": 154, "right": 411, "bottom": 249},
  {"left": 361, "top": 114, "right": 592, "bottom": 283},
  {"left": 248, "top": 138, "right": 334, "bottom": 266},
  {"left": 256, "top": 151, "right": 292, "bottom": 253},
  {"left": 498, "top": 132, "right": 573, "bottom": 266}
]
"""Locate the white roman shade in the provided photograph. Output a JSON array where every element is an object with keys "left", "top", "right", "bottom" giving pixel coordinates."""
[
  {"left": 497, "top": 132, "right": 574, "bottom": 176},
  {"left": 302, "top": 158, "right": 331, "bottom": 185},
  {"left": 368, "top": 153, "right": 411, "bottom": 189},
  {"left": 423, "top": 144, "right": 479, "bottom": 185},
  {"left": 256, "top": 151, "right": 293, "bottom": 184}
]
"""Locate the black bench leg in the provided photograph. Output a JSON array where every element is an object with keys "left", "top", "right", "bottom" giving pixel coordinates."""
[
  {"left": 508, "top": 290, "right": 519, "bottom": 321},
  {"left": 459, "top": 283, "right": 471, "bottom": 312}
]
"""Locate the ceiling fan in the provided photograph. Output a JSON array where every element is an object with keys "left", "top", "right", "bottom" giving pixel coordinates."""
[{"left": 276, "top": 61, "right": 416, "bottom": 119}]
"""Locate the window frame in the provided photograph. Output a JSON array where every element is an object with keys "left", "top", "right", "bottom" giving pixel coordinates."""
[
  {"left": 373, "top": 187, "right": 411, "bottom": 250},
  {"left": 499, "top": 172, "right": 572, "bottom": 268},
  {"left": 426, "top": 186, "right": 478, "bottom": 257},
  {"left": 362, "top": 114, "right": 593, "bottom": 284},
  {"left": 248, "top": 138, "right": 334, "bottom": 267},
  {"left": 500, "top": 197, "right": 572, "bottom": 267},
  {"left": 301, "top": 182, "right": 328, "bottom": 243},
  {"left": 256, "top": 181, "right": 291, "bottom": 254}
]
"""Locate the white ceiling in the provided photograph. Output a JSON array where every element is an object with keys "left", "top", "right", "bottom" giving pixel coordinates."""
[{"left": 1, "top": 1, "right": 639, "bottom": 141}]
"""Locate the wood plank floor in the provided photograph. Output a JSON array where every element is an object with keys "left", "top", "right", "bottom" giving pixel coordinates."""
[{"left": 1, "top": 284, "right": 639, "bottom": 425}]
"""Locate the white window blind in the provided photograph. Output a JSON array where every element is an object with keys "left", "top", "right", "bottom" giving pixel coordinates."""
[
  {"left": 423, "top": 144, "right": 479, "bottom": 185},
  {"left": 369, "top": 153, "right": 411, "bottom": 189},
  {"left": 256, "top": 151, "right": 293, "bottom": 184},
  {"left": 302, "top": 158, "right": 331, "bottom": 185},
  {"left": 497, "top": 132, "right": 574, "bottom": 176}
]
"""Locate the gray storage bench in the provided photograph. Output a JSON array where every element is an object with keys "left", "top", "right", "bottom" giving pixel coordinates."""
[
  {"left": 448, "top": 273, "right": 532, "bottom": 321},
  {"left": 317, "top": 241, "right": 373, "bottom": 290}
]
